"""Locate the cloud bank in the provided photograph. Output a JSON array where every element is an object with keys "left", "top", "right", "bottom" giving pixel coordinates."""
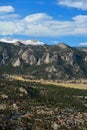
[
  {"left": 57, "top": 0, "right": 87, "bottom": 10},
  {"left": 0, "top": 6, "right": 14, "bottom": 13},
  {"left": 0, "top": 5, "right": 87, "bottom": 37}
]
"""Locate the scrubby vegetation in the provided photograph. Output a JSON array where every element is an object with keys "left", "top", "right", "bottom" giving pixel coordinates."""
[{"left": 0, "top": 79, "right": 87, "bottom": 129}]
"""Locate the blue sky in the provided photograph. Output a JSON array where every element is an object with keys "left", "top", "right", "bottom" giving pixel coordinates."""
[{"left": 0, "top": 0, "right": 87, "bottom": 46}]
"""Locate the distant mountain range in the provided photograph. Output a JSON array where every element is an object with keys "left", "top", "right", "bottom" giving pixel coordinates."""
[{"left": 0, "top": 39, "right": 87, "bottom": 80}]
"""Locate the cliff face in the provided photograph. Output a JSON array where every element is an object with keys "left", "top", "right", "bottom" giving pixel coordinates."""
[{"left": 0, "top": 41, "right": 87, "bottom": 80}]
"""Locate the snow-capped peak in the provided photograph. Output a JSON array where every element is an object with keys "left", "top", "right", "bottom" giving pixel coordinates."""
[
  {"left": 22, "top": 39, "right": 44, "bottom": 45},
  {"left": 0, "top": 38, "right": 18, "bottom": 43},
  {"left": 0, "top": 38, "right": 45, "bottom": 46}
]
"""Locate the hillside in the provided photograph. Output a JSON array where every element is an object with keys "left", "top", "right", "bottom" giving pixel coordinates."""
[
  {"left": 0, "top": 41, "right": 87, "bottom": 129},
  {"left": 0, "top": 79, "right": 87, "bottom": 130},
  {"left": 0, "top": 41, "right": 87, "bottom": 81}
]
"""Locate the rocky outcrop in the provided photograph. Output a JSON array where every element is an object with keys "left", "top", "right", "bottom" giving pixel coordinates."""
[
  {"left": 61, "top": 52, "right": 75, "bottom": 65},
  {"left": 0, "top": 49, "right": 10, "bottom": 64},
  {"left": 57, "top": 43, "right": 69, "bottom": 49},
  {"left": 43, "top": 53, "right": 50, "bottom": 64},
  {"left": 45, "top": 66, "right": 57, "bottom": 73},
  {"left": 19, "top": 87, "right": 28, "bottom": 94},
  {"left": 37, "top": 58, "right": 41, "bottom": 65},
  {"left": 0, "top": 42, "right": 87, "bottom": 80},
  {"left": 29, "top": 55, "right": 37, "bottom": 65},
  {"left": 12, "top": 58, "right": 21, "bottom": 67}
]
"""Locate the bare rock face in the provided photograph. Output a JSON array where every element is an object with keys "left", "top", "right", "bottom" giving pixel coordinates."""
[
  {"left": 44, "top": 53, "right": 50, "bottom": 64},
  {"left": 12, "top": 58, "right": 21, "bottom": 67},
  {"left": 37, "top": 58, "right": 41, "bottom": 65},
  {"left": 42, "top": 53, "right": 50, "bottom": 64},
  {"left": 21, "top": 50, "right": 37, "bottom": 65},
  {"left": 57, "top": 43, "right": 69, "bottom": 49},
  {"left": 29, "top": 55, "right": 37, "bottom": 65},
  {"left": 21, "top": 50, "right": 30, "bottom": 63}
]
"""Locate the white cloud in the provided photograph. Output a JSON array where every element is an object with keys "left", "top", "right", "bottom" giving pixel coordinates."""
[
  {"left": 80, "top": 42, "right": 87, "bottom": 45},
  {"left": 24, "top": 13, "right": 52, "bottom": 23},
  {"left": 0, "top": 6, "right": 19, "bottom": 21},
  {"left": 0, "top": 21, "right": 17, "bottom": 35},
  {"left": 0, "top": 7, "right": 87, "bottom": 37},
  {"left": 0, "top": 14, "right": 20, "bottom": 21},
  {"left": 57, "top": 0, "right": 87, "bottom": 10},
  {"left": 0, "top": 6, "right": 14, "bottom": 13}
]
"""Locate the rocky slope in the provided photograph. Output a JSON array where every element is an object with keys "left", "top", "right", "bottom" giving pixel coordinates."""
[
  {"left": 0, "top": 80, "right": 87, "bottom": 130},
  {"left": 0, "top": 41, "right": 87, "bottom": 80}
]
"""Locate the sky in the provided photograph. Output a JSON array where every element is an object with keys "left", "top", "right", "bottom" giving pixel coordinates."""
[{"left": 0, "top": 0, "right": 87, "bottom": 46}]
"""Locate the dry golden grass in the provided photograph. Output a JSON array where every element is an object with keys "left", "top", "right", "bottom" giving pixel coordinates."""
[
  {"left": 8, "top": 75, "right": 87, "bottom": 90},
  {"left": 56, "top": 83, "right": 87, "bottom": 90}
]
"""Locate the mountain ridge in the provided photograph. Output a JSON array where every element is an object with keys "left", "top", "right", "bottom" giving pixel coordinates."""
[{"left": 0, "top": 41, "right": 87, "bottom": 80}]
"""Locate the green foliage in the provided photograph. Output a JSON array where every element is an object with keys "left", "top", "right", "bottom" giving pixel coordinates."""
[
  {"left": 0, "top": 79, "right": 87, "bottom": 129},
  {"left": 0, "top": 79, "right": 87, "bottom": 111}
]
